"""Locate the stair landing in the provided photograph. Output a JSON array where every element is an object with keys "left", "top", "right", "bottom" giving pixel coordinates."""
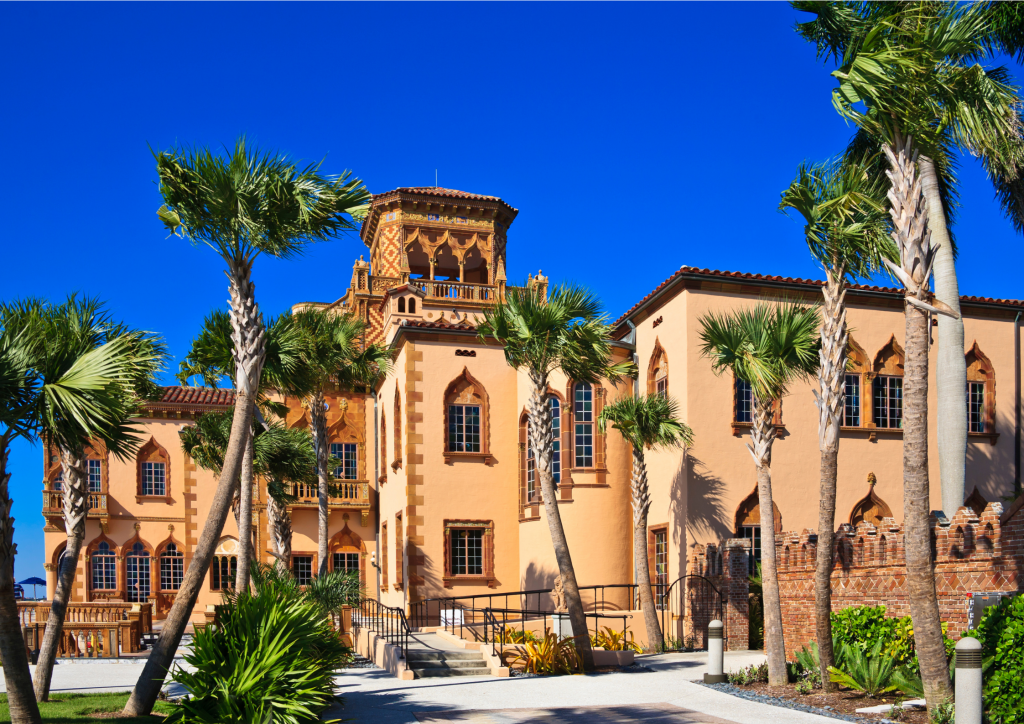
[{"left": 405, "top": 632, "right": 491, "bottom": 679}]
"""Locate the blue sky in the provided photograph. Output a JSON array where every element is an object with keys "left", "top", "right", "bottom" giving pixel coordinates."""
[{"left": 2, "top": 1, "right": 1022, "bottom": 582}]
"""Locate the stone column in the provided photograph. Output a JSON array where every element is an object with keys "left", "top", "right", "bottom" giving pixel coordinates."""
[
  {"left": 724, "top": 538, "right": 750, "bottom": 651},
  {"left": 44, "top": 563, "right": 56, "bottom": 602}
]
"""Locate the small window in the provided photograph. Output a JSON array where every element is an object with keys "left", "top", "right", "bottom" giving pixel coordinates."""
[
  {"left": 91, "top": 542, "right": 116, "bottom": 590},
  {"left": 330, "top": 443, "right": 358, "bottom": 480},
  {"left": 526, "top": 427, "right": 536, "bottom": 502},
  {"left": 968, "top": 381, "right": 985, "bottom": 433},
  {"left": 409, "top": 298, "right": 416, "bottom": 314},
  {"left": 142, "top": 462, "right": 166, "bottom": 496},
  {"left": 739, "top": 525, "right": 761, "bottom": 575},
  {"left": 127, "top": 542, "right": 150, "bottom": 603},
  {"left": 333, "top": 552, "right": 359, "bottom": 574},
  {"left": 735, "top": 378, "right": 753, "bottom": 423},
  {"left": 398, "top": 298, "right": 406, "bottom": 313},
  {"left": 551, "top": 397, "right": 561, "bottom": 484},
  {"left": 573, "top": 383, "right": 593, "bottom": 467},
  {"left": 54, "top": 470, "right": 63, "bottom": 492},
  {"left": 211, "top": 555, "right": 237, "bottom": 591},
  {"left": 448, "top": 405, "right": 481, "bottom": 452},
  {"left": 654, "top": 529, "right": 668, "bottom": 608},
  {"left": 160, "top": 544, "right": 183, "bottom": 591},
  {"left": 450, "top": 529, "right": 483, "bottom": 575},
  {"left": 843, "top": 374, "right": 861, "bottom": 427},
  {"left": 293, "top": 555, "right": 313, "bottom": 586},
  {"left": 873, "top": 376, "right": 903, "bottom": 429},
  {"left": 87, "top": 459, "right": 102, "bottom": 492}
]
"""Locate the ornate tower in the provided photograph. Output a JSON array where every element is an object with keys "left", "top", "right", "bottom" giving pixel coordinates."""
[{"left": 335, "top": 187, "right": 519, "bottom": 344}]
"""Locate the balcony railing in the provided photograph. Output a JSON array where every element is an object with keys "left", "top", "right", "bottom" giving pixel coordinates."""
[
  {"left": 419, "top": 280, "right": 496, "bottom": 302},
  {"left": 43, "top": 490, "right": 108, "bottom": 517},
  {"left": 287, "top": 481, "right": 370, "bottom": 508}
]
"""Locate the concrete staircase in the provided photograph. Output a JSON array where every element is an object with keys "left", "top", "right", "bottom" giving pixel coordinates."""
[{"left": 405, "top": 633, "right": 491, "bottom": 679}]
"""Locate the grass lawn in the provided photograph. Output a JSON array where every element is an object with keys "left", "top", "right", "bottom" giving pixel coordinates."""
[{"left": 0, "top": 692, "right": 176, "bottom": 722}]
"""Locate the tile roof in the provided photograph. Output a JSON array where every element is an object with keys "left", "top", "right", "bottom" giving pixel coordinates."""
[
  {"left": 613, "top": 266, "right": 1024, "bottom": 328},
  {"left": 150, "top": 386, "right": 236, "bottom": 408},
  {"left": 389, "top": 187, "right": 502, "bottom": 202},
  {"left": 401, "top": 319, "right": 478, "bottom": 331}
]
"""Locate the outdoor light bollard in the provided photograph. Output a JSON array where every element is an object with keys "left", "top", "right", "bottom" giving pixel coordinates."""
[
  {"left": 955, "top": 637, "right": 982, "bottom": 724},
  {"left": 704, "top": 620, "right": 727, "bottom": 684}
]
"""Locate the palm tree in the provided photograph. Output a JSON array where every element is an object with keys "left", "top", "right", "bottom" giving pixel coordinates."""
[
  {"left": 794, "top": 0, "right": 1024, "bottom": 522},
  {"left": 23, "top": 299, "right": 165, "bottom": 702},
  {"left": 180, "top": 411, "right": 316, "bottom": 573},
  {"left": 290, "top": 308, "right": 391, "bottom": 576},
  {"left": 698, "top": 302, "right": 819, "bottom": 686},
  {"left": 178, "top": 309, "right": 311, "bottom": 591},
  {"left": 125, "top": 138, "right": 369, "bottom": 717},
  {"left": 478, "top": 283, "right": 635, "bottom": 671},
  {"left": 597, "top": 393, "right": 693, "bottom": 652},
  {"left": 780, "top": 153, "right": 895, "bottom": 688}
]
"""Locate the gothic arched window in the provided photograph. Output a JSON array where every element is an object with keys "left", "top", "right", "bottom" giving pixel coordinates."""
[{"left": 91, "top": 542, "right": 116, "bottom": 590}]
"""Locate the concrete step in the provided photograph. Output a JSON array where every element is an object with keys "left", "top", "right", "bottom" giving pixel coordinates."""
[
  {"left": 412, "top": 664, "right": 491, "bottom": 678},
  {"left": 406, "top": 650, "right": 483, "bottom": 662},
  {"left": 410, "top": 658, "right": 488, "bottom": 669}
]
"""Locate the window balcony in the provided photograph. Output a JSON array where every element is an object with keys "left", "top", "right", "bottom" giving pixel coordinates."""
[
  {"left": 42, "top": 489, "right": 108, "bottom": 519},
  {"left": 286, "top": 481, "right": 370, "bottom": 509}
]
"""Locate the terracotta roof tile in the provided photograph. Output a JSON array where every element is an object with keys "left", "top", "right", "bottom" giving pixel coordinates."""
[
  {"left": 390, "top": 187, "right": 501, "bottom": 202},
  {"left": 401, "top": 319, "right": 478, "bottom": 331},
  {"left": 151, "top": 386, "right": 236, "bottom": 408},
  {"left": 614, "top": 266, "right": 1024, "bottom": 328}
]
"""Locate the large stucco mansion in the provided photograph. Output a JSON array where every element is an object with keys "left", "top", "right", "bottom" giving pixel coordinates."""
[{"left": 40, "top": 186, "right": 1024, "bottom": 625}]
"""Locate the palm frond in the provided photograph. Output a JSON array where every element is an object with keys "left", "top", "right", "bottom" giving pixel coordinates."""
[{"left": 597, "top": 393, "right": 694, "bottom": 452}]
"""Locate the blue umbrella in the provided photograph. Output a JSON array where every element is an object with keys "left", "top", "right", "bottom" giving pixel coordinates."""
[{"left": 19, "top": 577, "right": 46, "bottom": 600}]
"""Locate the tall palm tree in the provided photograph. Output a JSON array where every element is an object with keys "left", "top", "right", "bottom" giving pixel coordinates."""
[
  {"left": 178, "top": 309, "right": 311, "bottom": 591},
  {"left": 698, "top": 302, "right": 819, "bottom": 686},
  {"left": 478, "top": 283, "right": 635, "bottom": 671},
  {"left": 125, "top": 138, "right": 369, "bottom": 717},
  {"left": 779, "top": 153, "right": 895, "bottom": 687},
  {"left": 0, "top": 301, "right": 47, "bottom": 724},
  {"left": 597, "top": 393, "right": 692, "bottom": 652},
  {"left": 179, "top": 411, "right": 316, "bottom": 573},
  {"left": 21, "top": 299, "right": 166, "bottom": 702},
  {"left": 794, "top": 0, "right": 1024, "bottom": 521},
  {"left": 290, "top": 308, "right": 391, "bottom": 575}
]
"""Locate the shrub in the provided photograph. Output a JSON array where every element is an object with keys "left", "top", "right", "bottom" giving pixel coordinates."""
[
  {"left": 827, "top": 641, "right": 900, "bottom": 698},
  {"left": 498, "top": 628, "right": 539, "bottom": 645},
  {"left": 831, "top": 605, "right": 954, "bottom": 670},
  {"left": 508, "top": 632, "right": 582, "bottom": 675},
  {"left": 168, "top": 586, "right": 350, "bottom": 722},
  {"left": 962, "top": 593, "right": 1024, "bottom": 724},
  {"left": 590, "top": 627, "right": 642, "bottom": 652}
]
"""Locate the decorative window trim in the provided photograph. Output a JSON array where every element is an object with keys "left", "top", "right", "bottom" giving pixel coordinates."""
[
  {"left": 136, "top": 437, "right": 172, "bottom": 503},
  {"left": 394, "top": 512, "right": 404, "bottom": 590},
  {"left": 392, "top": 391, "right": 403, "bottom": 471},
  {"left": 734, "top": 486, "right": 783, "bottom": 535},
  {"left": 849, "top": 473, "right": 893, "bottom": 526},
  {"left": 381, "top": 522, "right": 388, "bottom": 589},
  {"left": 966, "top": 341, "right": 998, "bottom": 443},
  {"left": 442, "top": 519, "right": 496, "bottom": 588},
  {"left": 379, "top": 411, "right": 388, "bottom": 483},
  {"left": 329, "top": 523, "right": 366, "bottom": 588},
  {"left": 840, "top": 335, "right": 872, "bottom": 430},
  {"left": 211, "top": 536, "right": 239, "bottom": 591},
  {"left": 566, "top": 381, "right": 606, "bottom": 474},
  {"left": 124, "top": 537, "right": 154, "bottom": 604},
  {"left": 647, "top": 523, "right": 669, "bottom": 587},
  {"left": 86, "top": 536, "right": 119, "bottom": 598},
  {"left": 443, "top": 367, "right": 493, "bottom": 464},
  {"left": 157, "top": 537, "right": 185, "bottom": 592},
  {"left": 647, "top": 338, "right": 668, "bottom": 398}
]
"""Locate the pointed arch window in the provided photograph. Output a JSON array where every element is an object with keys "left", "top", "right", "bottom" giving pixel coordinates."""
[
  {"left": 647, "top": 340, "right": 669, "bottom": 398},
  {"left": 137, "top": 437, "right": 170, "bottom": 499},
  {"left": 966, "top": 342, "right": 996, "bottom": 438},
  {"left": 573, "top": 383, "right": 594, "bottom": 468},
  {"left": 872, "top": 336, "right": 905, "bottom": 430},
  {"left": 126, "top": 542, "right": 151, "bottom": 602},
  {"left": 393, "top": 391, "right": 403, "bottom": 469},
  {"left": 87, "top": 459, "right": 102, "bottom": 492},
  {"left": 91, "top": 542, "right": 116, "bottom": 590},
  {"left": 379, "top": 411, "right": 387, "bottom": 479},
  {"left": 843, "top": 337, "right": 870, "bottom": 428},
  {"left": 160, "top": 543, "right": 183, "bottom": 591},
  {"left": 443, "top": 368, "right": 490, "bottom": 460}
]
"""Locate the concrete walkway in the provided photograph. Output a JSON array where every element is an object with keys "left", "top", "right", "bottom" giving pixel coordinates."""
[
  {"left": 326, "top": 651, "right": 840, "bottom": 724},
  {"left": 0, "top": 660, "right": 189, "bottom": 696}
]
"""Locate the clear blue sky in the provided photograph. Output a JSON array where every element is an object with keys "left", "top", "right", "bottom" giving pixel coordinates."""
[{"left": 2, "top": 2, "right": 1022, "bottom": 582}]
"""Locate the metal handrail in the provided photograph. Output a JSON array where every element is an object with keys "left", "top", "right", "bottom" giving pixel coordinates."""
[
  {"left": 352, "top": 597, "right": 410, "bottom": 659},
  {"left": 479, "top": 606, "right": 633, "bottom": 660}
]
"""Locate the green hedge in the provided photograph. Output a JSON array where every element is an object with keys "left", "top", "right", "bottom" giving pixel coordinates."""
[{"left": 963, "top": 594, "right": 1024, "bottom": 724}]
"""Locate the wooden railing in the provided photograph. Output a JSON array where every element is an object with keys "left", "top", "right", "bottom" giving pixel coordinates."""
[
  {"left": 23, "top": 621, "right": 122, "bottom": 658},
  {"left": 287, "top": 481, "right": 370, "bottom": 508}
]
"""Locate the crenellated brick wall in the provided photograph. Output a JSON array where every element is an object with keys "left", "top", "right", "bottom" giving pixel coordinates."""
[{"left": 773, "top": 500, "right": 1024, "bottom": 657}]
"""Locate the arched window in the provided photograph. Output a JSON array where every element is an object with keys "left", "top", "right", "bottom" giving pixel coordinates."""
[
  {"left": 331, "top": 442, "right": 358, "bottom": 480},
  {"left": 393, "top": 391, "right": 402, "bottom": 468},
  {"left": 53, "top": 469, "right": 64, "bottom": 492},
  {"left": 648, "top": 340, "right": 668, "bottom": 398},
  {"left": 523, "top": 397, "right": 561, "bottom": 504},
  {"left": 91, "top": 542, "right": 116, "bottom": 590},
  {"left": 550, "top": 397, "right": 561, "bottom": 484},
  {"left": 379, "top": 412, "right": 387, "bottom": 476},
  {"left": 444, "top": 368, "right": 489, "bottom": 457},
  {"left": 398, "top": 297, "right": 406, "bottom": 313},
  {"left": 160, "top": 543, "right": 183, "bottom": 591},
  {"left": 408, "top": 298, "right": 416, "bottom": 314},
  {"left": 734, "top": 487, "right": 782, "bottom": 574},
  {"left": 573, "top": 383, "right": 594, "bottom": 468},
  {"left": 966, "top": 342, "right": 996, "bottom": 435},
  {"left": 137, "top": 437, "right": 170, "bottom": 497},
  {"left": 126, "top": 542, "right": 150, "bottom": 602},
  {"left": 211, "top": 538, "right": 238, "bottom": 591},
  {"left": 872, "top": 336, "right": 905, "bottom": 429},
  {"left": 843, "top": 337, "right": 870, "bottom": 427}
]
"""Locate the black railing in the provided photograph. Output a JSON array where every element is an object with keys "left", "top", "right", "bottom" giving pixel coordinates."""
[
  {"left": 479, "top": 607, "right": 633, "bottom": 660},
  {"left": 409, "top": 588, "right": 556, "bottom": 630},
  {"left": 352, "top": 598, "right": 411, "bottom": 659}
]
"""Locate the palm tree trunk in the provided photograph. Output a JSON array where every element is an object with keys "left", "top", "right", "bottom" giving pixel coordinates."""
[
  {"left": 629, "top": 447, "right": 663, "bottom": 652},
  {"left": 750, "top": 395, "right": 786, "bottom": 686},
  {"left": 234, "top": 428, "right": 254, "bottom": 591},
  {"left": 266, "top": 492, "right": 292, "bottom": 572},
  {"left": 0, "top": 435, "right": 43, "bottom": 724},
  {"left": 904, "top": 301, "right": 953, "bottom": 709},
  {"left": 528, "top": 372, "right": 595, "bottom": 671},
  {"left": 124, "top": 257, "right": 265, "bottom": 717},
  {"left": 308, "top": 390, "right": 330, "bottom": 576},
  {"left": 813, "top": 268, "right": 847, "bottom": 691},
  {"left": 33, "top": 449, "right": 89, "bottom": 701},
  {"left": 918, "top": 156, "right": 966, "bottom": 517}
]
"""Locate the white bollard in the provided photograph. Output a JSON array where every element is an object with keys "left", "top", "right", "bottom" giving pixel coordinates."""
[
  {"left": 955, "top": 637, "right": 982, "bottom": 724},
  {"left": 704, "top": 620, "right": 727, "bottom": 684}
]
